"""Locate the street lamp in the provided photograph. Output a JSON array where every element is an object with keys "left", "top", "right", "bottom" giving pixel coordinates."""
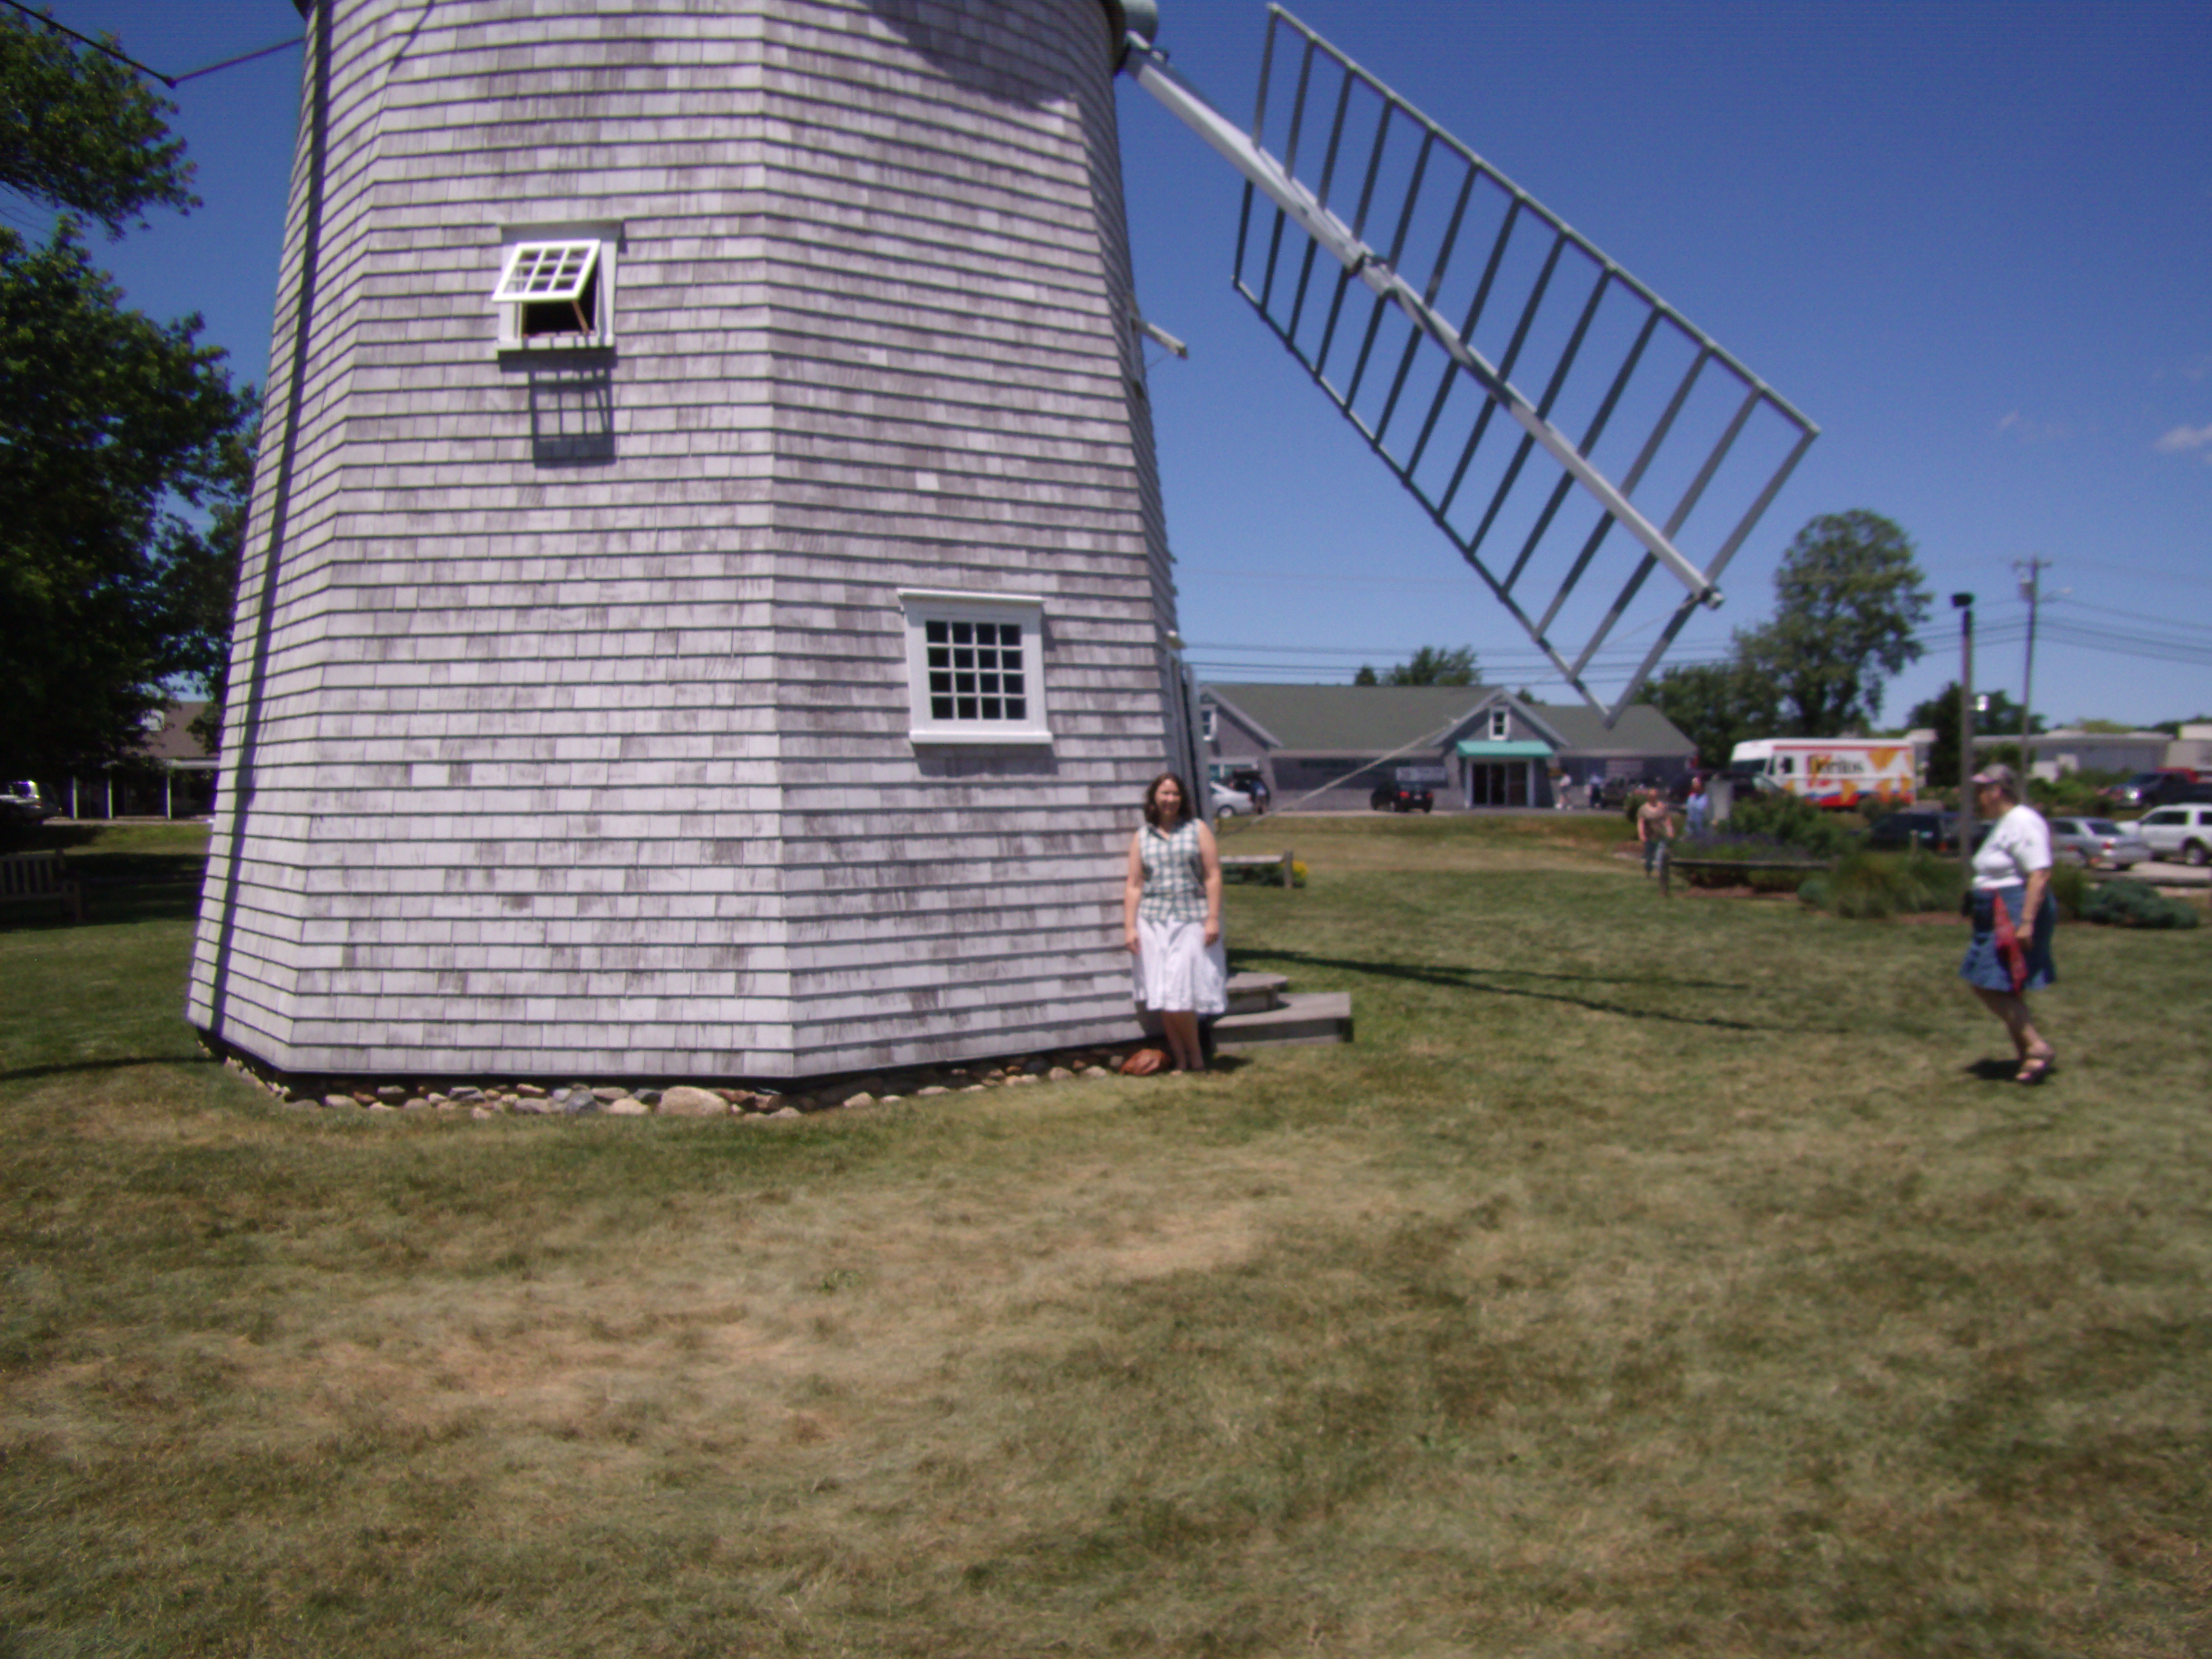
[{"left": 1952, "top": 594, "right": 1975, "bottom": 868}]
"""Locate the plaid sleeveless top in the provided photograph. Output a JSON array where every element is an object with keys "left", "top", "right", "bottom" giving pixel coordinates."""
[{"left": 1137, "top": 819, "right": 1208, "bottom": 924}]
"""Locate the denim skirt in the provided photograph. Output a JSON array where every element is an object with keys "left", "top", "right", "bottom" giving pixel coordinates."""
[{"left": 1960, "top": 882, "right": 2055, "bottom": 993}]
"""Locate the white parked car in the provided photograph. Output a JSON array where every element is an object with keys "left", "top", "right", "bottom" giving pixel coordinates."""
[
  {"left": 1208, "top": 783, "right": 1254, "bottom": 818},
  {"left": 2134, "top": 804, "right": 2212, "bottom": 867}
]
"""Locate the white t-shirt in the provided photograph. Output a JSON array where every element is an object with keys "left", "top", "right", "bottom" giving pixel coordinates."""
[{"left": 1972, "top": 803, "right": 2052, "bottom": 890}]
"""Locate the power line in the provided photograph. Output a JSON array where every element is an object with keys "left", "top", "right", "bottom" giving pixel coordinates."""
[
  {"left": 0, "top": 1, "right": 300, "bottom": 89},
  {"left": 174, "top": 37, "right": 303, "bottom": 85}
]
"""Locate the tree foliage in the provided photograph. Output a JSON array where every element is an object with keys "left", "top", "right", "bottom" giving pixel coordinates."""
[
  {"left": 1738, "top": 511, "right": 1931, "bottom": 735},
  {"left": 1638, "top": 657, "right": 1781, "bottom": 770},
  {"left": 0, "top": 8, "right": 195, "bottom": 237},
  {"left": 1639, "top": 510, "right": 1931, "bottom": 756},
  {"left": 0, "top": 8, "right": 254, "bottom": 778},
  {"left": 1358, "top": 644, "right": 1479, "bottom": 687},
  {"left": 1904, "top": 682, "right": 2043, "bottom": 788}
]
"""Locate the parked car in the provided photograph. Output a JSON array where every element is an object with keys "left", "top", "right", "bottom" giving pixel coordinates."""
[
  {"left": 1208, "top": 782, "right": 1254, "bottom": 818},
  {"left": 2105, "top": 771, "right": 2212, "bottom": 809},
  {"left": 1370, "top": 781, "right": 1434, "bottom": 813},
  {"left": 2044, "top": 816, "right": 2151, "bottom": 870},
  {"left": 1864, "top": 809, "right": 1962, "bottom": 854},
  {"left": 2, "top": 781, "right": 58, "bottom": 823},
  {"left": 2133, "top": 804, "right": 2212, "bottom": 866}
]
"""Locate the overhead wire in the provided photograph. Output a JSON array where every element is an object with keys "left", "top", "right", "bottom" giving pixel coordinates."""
[{"left": 0, "top": 1, "right": 300, "bottom": 89}]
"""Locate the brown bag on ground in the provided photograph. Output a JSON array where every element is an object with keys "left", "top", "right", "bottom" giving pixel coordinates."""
[{"left": 1120, "top": 1048, "right": 1168, "bottom": 1076}]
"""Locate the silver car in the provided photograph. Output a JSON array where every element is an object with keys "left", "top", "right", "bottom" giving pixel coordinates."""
[
  {"left": 2045, "top": 816, "right": 2150, "bottom": 870},
  {"left": 1208, "top": 783, "right": 1254, "bottom": 818}
]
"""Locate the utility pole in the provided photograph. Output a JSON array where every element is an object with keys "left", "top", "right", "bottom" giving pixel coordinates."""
[
  {"left": 2015, "top": 557, "right": 2051, "bottom": 782},
  {"left": 1952, "top": 593, "right": 1975, "bottom": 869}
]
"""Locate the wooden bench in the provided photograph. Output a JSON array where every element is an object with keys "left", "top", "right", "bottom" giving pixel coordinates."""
[
  {"left": 0, "top": 850, "right": 85, "bottom": 922},
  {"left": 1220, "top": 851, "right": 1296, "bottom": 888},
  {"left": 1661, "top": 855, "right": 1826, "bottom": 897}
]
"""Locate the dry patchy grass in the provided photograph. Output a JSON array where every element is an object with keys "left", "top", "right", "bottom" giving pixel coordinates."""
[{"left": 3, "top": 819, "right": 2210, "bottom": 1657}]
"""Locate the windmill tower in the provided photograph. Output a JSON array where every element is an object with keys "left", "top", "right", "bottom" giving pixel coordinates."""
[
  {"left": 190, "top": 0, "right": 1195, "bottom": 1083},
  {"left": 193, "top": 0, "right": 1811, "bottom": 1088}
]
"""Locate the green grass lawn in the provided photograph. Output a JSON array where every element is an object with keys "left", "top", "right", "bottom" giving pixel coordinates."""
[{"left": 4, "top": 819, "right": 2210, "bottom": 1657}]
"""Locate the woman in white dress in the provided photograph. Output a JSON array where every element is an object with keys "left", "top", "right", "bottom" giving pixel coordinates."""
[{"left": 1123, "top": 773, "right": 1226, "bottom": 1073}]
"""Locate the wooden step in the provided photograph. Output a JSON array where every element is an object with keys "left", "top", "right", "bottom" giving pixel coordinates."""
[
  {"left": 1212, "top": 991, "right": 1353, "bottom": 1050},
  {"left": 1224, "top": 970, "right": 1289, "bottom": 1016}
]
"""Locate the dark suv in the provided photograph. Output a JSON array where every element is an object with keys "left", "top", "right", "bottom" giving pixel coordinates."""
[
  {"left": 1370, "top": 781, "right": 1434, "bottom": 813},
  {"left": 2106, "top": 772, "right": 2212, "bottom": 809},
  {"left": 1865, "top": 809, "right": 1961, "bottom": 853}
]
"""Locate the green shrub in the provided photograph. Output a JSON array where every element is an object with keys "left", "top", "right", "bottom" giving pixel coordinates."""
[
  {"left": 1797, "top": 847, "right": 1965, "bottom": 920},
  {"left": 1727, "top": 792, "right": 1856, "bottom": 858},
  {"left": 2079, "top": 878, "right": 2200, "bottom": 929},
  {"left": 2047, "top": 860, "right": 2088, "bottom": 920},
  {"left": 2028, "top": 768, "right": 2129, "bottom": 814}
]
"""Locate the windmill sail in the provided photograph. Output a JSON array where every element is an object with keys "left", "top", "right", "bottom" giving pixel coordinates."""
[{"left": 1126, "top": 5, "right": 1817, "bottom": 722}]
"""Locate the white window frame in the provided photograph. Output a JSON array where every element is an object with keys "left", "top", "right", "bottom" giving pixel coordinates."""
[
  {"left": 1488, "top": 707, "right": 1510, "bottom": 739},
  {"left": 493, "top": 220, "right": 621, "bottom": 352},
  {"left": 897, "top": 590, "right": 1052, "bottom": 745}
]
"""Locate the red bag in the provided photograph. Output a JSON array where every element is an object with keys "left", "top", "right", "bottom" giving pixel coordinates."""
[{"left": 1991, "top": 899, "right": 2028, "bottom": 994}]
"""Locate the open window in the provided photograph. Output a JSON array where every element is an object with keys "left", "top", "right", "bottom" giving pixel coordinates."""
[
  {"left": 493, "top": 222, "right": 621, "bottom": 350},
  {"left": 898, "top": 590, "right": 1052, "bottom": 745}
]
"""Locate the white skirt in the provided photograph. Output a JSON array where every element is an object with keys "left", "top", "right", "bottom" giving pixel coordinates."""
[{"left": 1132, "top": 917, "right": 1228, "bottom": 1015}]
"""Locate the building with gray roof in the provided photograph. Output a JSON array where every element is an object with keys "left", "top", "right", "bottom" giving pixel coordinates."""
[{"left": 1203, "top": 684, "right": 1698, "bottom": 811}]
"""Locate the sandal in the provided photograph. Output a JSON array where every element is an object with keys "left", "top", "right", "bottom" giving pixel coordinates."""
[{"left": 2015, "top": 1051, "right": 2056, "bottom": 1085}]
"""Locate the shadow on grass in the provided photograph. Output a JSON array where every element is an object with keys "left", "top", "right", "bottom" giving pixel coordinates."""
[
  {"left": 1232, "top": 947, "right": 1773, "bottom": 1031},
  {"left": 1, "top": 1054, "right": 219, "bottom": 1085}
]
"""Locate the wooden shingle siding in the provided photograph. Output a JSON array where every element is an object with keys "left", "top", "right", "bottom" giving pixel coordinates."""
[{"left": 188, "top": 0, "right": 1180, "bottom": 1081}]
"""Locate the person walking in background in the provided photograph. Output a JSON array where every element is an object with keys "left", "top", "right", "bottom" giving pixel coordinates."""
[
  {"left": 1683, "top": 775, "right": 1713, "bottom": 839},
  {"left": 1961, "top": 764, "right": 2059, "bottom": 1084},
  {"left": 1636, "top": 787, "right": 1675, "bottom": 877},
  {"left": 1124, "top": 773, "right": 1227, "bottom": 1073}
]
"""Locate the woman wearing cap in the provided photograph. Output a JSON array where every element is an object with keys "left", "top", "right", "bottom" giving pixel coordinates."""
[
  {"left": 1124, "top": 773, "right": 1227, "bottom": 1073},
  {"left": 1962, "top": 764, "right": 2058, "bottom": 1083}
]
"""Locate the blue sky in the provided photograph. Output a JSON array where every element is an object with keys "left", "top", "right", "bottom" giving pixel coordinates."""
[{"left": 31, "top": 0, "right": 2212, "bottom": 733}]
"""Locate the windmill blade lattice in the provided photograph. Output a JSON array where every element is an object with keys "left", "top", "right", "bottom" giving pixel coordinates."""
[{"left": 1136, "top": 6, "right": 1817, "bottom": 722}]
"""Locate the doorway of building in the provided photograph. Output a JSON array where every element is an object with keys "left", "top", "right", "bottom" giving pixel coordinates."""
[{"left": 1466, "top": 761, "right": 1532, "bottom": 807}]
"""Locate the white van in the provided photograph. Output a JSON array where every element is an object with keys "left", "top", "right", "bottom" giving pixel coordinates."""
[{"left": 1727, "top": 740, "right": 1916, "bottom": 810}]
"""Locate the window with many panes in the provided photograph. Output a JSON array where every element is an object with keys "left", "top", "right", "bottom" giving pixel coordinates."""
[
  {"left": 898, "top": 591, "right": 1051, "bottom": 744},
  {"left": 493, "top": 221, "right": 621, "bottom": 351}
]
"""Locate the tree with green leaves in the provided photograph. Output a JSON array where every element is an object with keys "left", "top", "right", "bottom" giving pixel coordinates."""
[
  {"left": 1904, "top": 683, "right": 2043, "bottom": 788},
  {"left": 1637, "top": 657, "right": 1782, "bottom": 771},
  {"left": 1360, "top": 644, "right": 1479, "bottom": 687},
  {"left": 0, "top": 6, "right": 255, "bottom": 778},
  {"left": 1736, "top": 510, "right": 1932, "bottom": 736}
]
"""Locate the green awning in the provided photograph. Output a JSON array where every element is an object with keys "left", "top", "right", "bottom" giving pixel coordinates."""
[{"left": 1456, "top": 740, "right": 1553, "bottom": 759}]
